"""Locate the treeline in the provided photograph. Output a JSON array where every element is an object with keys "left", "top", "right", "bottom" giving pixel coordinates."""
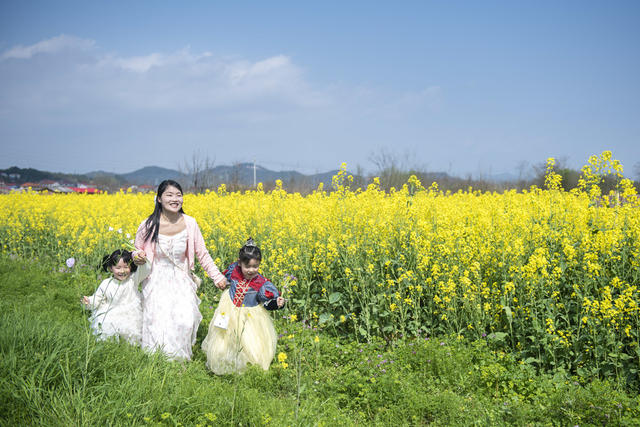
[
  {"left": 348, "top": 165, "right": 639, "bottom": 195},
  {"left": 4, "top": 152, "right": 638, "bottom": 195},
  {"left": 217, "top": 163, "right": 640, "bottom": 195}
]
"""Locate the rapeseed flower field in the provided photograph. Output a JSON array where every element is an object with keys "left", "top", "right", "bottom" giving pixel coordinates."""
[{"left": 1, "top": 152, "right": 639, "bottom": 387}]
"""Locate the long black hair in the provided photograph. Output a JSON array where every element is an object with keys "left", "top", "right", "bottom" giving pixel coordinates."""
[
  {"left": 101, "top": 249, "right": 138, "bottom": 272},
  {"left": 142, "top": 179, "right": 185, "bottom": 243},
  {"left": 238, "top": 237, "right": 262, "bottom": 264}
]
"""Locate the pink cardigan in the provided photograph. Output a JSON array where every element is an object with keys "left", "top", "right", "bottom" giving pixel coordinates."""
[{"left": 134, "top": 214, "right": 225, "bottom": 285}]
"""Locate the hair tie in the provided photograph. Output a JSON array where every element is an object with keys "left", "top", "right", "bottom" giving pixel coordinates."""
[{"left": 245, "top": 237, "right": 257, "bottom": 247}]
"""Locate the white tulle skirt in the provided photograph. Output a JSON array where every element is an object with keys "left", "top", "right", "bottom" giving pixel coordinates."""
[
  {"left": 202, "top": 291, "right": 277, "bottom": 375},
  {"left": 141, "top": 266, "right": 202, "bottom": 360}
]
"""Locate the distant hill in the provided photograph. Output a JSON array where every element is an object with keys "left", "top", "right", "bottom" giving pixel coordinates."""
[
  {"left": 0, "top": 164, "right": 342, "bottom": 189},
  {"left": 1, "top": 164, "right": 558, "bottom": 193},
  {"left": 121, "top": 166, "right": 186, "bottom": 185},
  {"left": 0, "top": 166, "right": 91, "bottom": 185},
  {"left": 83, "top": 170, "right": 130, "bottom": 187},
  {"left": 86, "top": 166, "right": 186, "bottom": 186},
  {"left": 206, "top": 163, "right": 339, "bottom": 188}
]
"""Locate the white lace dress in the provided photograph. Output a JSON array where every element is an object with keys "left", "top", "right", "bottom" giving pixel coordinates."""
[
  {"left": 86, "top": 262, "right": 149, "bottom": 345},
  {"left": 141, "top": 230, "right": 202, "bottom": 360}
]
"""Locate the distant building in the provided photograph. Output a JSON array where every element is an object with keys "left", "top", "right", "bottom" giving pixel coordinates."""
[
  {"left": 69, "top": 186, "right": 100, "bottom": 194},
  {"left": 43, "top": 183, "right": 73, "bottom": 193},
  {"left": 139, "top": 184, "right": 155, "bottom": 193},
  {"left": 20, "top": 182, "right": 43, "bottom": 191}
]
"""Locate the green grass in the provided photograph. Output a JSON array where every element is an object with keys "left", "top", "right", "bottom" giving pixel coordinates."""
[{"left": 1, "top": 256, "right": 638, "bottom": 426}]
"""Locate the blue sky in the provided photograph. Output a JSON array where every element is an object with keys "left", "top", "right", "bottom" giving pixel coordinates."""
[{"left": 1, "top": 1, "right": 639, "bottom": 178}]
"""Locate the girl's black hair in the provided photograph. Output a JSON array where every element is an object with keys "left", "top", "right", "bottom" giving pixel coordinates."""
[
  {"left": 142, "top": 179, "right": 185, "bottom": 243},
  {"left": 239, "top": 237, "right": 261, "bottom": 264},
  {"left": 101, "top": 249, "right": 138, "bottom": 272}
]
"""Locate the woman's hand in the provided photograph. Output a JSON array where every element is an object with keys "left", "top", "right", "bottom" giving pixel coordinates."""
[
  {"left": 81, "top": 296, "right": 90, "bottom": 306},
  {"left": 215, "top": 277, "right": 229, "bottom": 290},
  {"left": 276, "top": 296, "right": 285, "bottom": 308},
  {"left": 132, "top": 250, "right": 147, "bottom": 265}
]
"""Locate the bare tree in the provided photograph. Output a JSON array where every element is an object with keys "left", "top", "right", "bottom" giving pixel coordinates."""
[
  {"left": 180, "top": 150, "right": 216, "bottom": 193},
  {"left": 368, "top": 147, "right": 426, "bottom": 190},
  {"left": 228, "top": 162, "right": 243, "bottom": 192},
  {"left": 352, "top": 164, "right": 367, "bottom": 189}
]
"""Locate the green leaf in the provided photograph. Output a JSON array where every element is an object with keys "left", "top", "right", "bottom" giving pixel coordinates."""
[
  {"left": 329, "top": 292, "right": 342, "bottom": 304},
  {"left": 319, "top": 313, "right": 332, "bottom": 324},
  {"left": 503, "top": 306, "right": 512, "bottom": 323},
  {"left": 488, "top": 332, "right": 508, "bottom": 342}
]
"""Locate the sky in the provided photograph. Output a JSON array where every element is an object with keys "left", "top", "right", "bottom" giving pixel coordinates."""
[{"left": 1, "top": 1, "right": 639, "bottom": 178}]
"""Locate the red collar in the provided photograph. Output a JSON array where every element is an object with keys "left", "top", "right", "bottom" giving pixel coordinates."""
[{"left": 229, "top": 263, "right": 267, "bottom": 291}]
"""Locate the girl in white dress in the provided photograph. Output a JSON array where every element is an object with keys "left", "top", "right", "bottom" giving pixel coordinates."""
[
  {"left": 133, "top": 180, "right": 228, "bottom": 360},
  {"left": 82, "top": 249, "right": 150, "bottom": 344}
]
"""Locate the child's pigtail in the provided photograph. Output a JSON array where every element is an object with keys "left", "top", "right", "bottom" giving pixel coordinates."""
[{"left": 100, "top": 254, "right": 111, "bottom": 272}]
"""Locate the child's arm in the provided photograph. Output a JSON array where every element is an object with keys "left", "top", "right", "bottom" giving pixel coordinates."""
[
  {"left": 82, "top": 279, "right": 109, "bottom": 309},
  {"left": 259, "top": 281, "right": 285, "bottom": 311},
  {"left": 131, "top": 258, "right": 151, "bottom": 285},
  {"left": 263, "top": 297, "right": 285, "bottom": 311}
]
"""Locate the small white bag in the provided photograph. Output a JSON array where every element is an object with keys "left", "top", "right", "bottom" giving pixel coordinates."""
[{"left": 213, "top": 311, "right": 229, "bottom": 329}]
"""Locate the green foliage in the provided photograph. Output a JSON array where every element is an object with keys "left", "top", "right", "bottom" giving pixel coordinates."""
[{"left": 1, "top": 256, "right": 639, "bottom": 426}]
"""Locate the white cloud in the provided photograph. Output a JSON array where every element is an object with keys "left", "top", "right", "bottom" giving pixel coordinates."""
[
  {"left": 227, "top": 55, "right": 293, "bottom": 84},
  {"left": 0, "top": 35, "right": 450, "bottom": 174},
  {"left": 96, "top": 48, "right": 214, "bottom": 73},
  {"left": 111, "top": 53, "right": 165, "bottom": 73},
  {"left": 0, "top": 35, "right": 441, "bottom": 117},
  {"left": 0, "top": 34, "right": 95, "bottom": 60}
]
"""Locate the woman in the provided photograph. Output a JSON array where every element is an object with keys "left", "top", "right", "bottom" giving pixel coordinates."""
[{"left": 133, "top": 180, "right": 227, "bottom": 360}]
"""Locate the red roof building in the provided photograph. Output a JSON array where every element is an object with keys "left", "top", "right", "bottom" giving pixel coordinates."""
[{"left": 69, "top": 187, "right": 100, "bottom": 194}]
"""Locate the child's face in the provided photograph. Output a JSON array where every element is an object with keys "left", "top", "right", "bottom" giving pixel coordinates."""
[
  {"left": 159, "top": 185, "right": 183, "bottom": 214},
  {"left": 110, "top": 258, "right": 132, "bottom": 281},
  {"left": 240, "top": 259, "right": 260, "bottom": 281}
]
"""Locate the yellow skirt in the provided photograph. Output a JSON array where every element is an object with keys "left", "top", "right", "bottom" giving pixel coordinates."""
[{"left": 201, "top": 291, "right": 277, "bottom": 375}]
